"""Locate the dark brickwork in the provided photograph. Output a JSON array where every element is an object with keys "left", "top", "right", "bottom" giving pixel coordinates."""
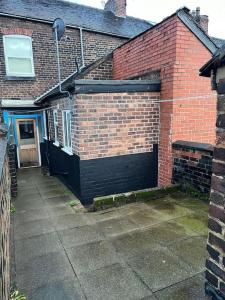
[
  {"left": 172, "top": 141, "right": 213, "bottom": 194},
  {"left": 7, "top": 144, "right": 17, "bottom": 197},
  {"left": 0, "top": 138, "right": 11, "bottom": 300},
  {"left": 205, "top": 68, "right": 225, "bottom": 298},
  {"left": 0, "top": 16, "right": 126, "bottom": 100}
]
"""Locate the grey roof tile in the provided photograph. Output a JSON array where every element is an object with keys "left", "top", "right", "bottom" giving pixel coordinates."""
[{"left": 0, "top": 0, "right": 153, "bottom": 38}]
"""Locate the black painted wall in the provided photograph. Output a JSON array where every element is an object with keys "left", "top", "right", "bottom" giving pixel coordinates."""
[
  {"left": 47, "top": 142, "right": 158, "bottom": 205},
  {"left": 80, "top": 144, "right": 158, "bottom": 204}
]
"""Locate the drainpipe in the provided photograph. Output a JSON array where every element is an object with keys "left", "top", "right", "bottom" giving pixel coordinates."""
[
  {"left": 54, "top": 26, "right": 73, "bottom": 111},
  {"left": 79, "top": 27, "right": 85, "bottom": 68}
]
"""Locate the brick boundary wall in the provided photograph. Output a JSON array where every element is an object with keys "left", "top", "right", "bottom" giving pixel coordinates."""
[
  {"left": 0, "top": 138, "right": 11, "bottom": 300},
  {"left": 7, "top": 144, "right": 17, "bottom": 198},
  {"left": 172, "top": 140, "right": 213, "bottom": 195},
  {"left": 205, "top": 93, "right": 225, "bottom": 299}
]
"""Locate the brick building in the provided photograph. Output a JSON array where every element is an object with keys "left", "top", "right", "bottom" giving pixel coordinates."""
[
  {"left": 1, "top": 2, "right": 224, "bottom": 205},
  {"left": 200, "top": 43, "right": 225, "bottom": 299}
]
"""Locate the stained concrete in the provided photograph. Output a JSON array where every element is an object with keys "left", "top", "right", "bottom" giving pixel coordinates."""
[{"left": 12, "top": 168, "right": 210, "bottom": 299}]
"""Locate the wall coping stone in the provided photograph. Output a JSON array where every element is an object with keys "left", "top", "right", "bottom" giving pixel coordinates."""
[{"left": 173, "top": 140, "right": 214, "bottom": 153}]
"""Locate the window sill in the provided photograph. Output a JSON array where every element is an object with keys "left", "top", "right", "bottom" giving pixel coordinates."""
[
  {"left": 43, "top": 137, "right": 48, "bottom": 141},
  {"left": 5, "top": 75, "right": 36, "bottom": 81},
  {"left": 53, "top": 141, "right": 60, "bottom": 147},
  {"left": 62, "top": 147, "right": 73, "bottom": 156}
]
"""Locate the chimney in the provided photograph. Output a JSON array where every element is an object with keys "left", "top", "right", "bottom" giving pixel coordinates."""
[
  {"left": 104, "top": 0, "right": 127, "bottom": 18},
  {"left": 191, "top": 7, "right": 209, "bottom": 33}
]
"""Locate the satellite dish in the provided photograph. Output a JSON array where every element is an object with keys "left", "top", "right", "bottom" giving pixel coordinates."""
[{"left": 52, "top": 18, "right": 65, "bottom": 41}]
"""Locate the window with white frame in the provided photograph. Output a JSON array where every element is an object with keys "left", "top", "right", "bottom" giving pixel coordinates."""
[
  {"left": 3, "top": 35, "right": 35, "bottom": 77},
  {"left": 43, "top": 110, "right": 48, "bottom": 139},
  {"left": 62, "top": 110, "right": 72, "bottom": 153},
  {"left": 53, "top": 110, "right": 59, "bottom": 145}
]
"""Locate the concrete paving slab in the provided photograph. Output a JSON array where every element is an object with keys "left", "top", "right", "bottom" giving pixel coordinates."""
[
  {"left": 14, "top": 198, "right": 48, "bottom": 213},
  {"left": 67, "top": 240, "right": 123, "bottom": 274},
  {"left": 129, "top": 209, "right": 164, "bottom": 229},
  {"left": 15, "top": 232, "right": 63, "bottom": 267},
  {"left": 47, "top": 205, "right": 75, "bottom": 217},
  {"left": 40, "top": 188, "right": 70, "bottom": 199},
  {"left": 17, "top": 251, "right": 74, "bottom": 292},
  {"left": 28, "top": 277, "right": 86, "bottom": 300},
  {"left": 112, "top": 230, "right": 161, "bottom": 259},
  {"left": 14, "top": 218, "right": 55, "bottom": 240},
  {"left": 58, "top": 224, "right": 104, "bottom": 249},
  {"left": 78, "top": 263, "right": 152, "bottom": 300},
  {"left": 98, "top": 216, "right": 138, "bottom": 237},
  {"left": 139, "top": 221, "right": 196, "bottom": 248},
  {"left": 167, "top": 237, "right": 208, "bottom": 274},
  {"left": 52, "top": 213, "right": 91, "bottom": 231},
  {"left": 13, "top": 207, "right": 50, "bottom": 225},
  {"left": 154, "top": 273, "right": 210, "bottom": 300},
  {"left": 45, "top": 195, "right": 75, "bottom": 207},
  {"left": 173, "top": 213, "right": 209, "bottom": 236},
  {"left": 127, "top": 247, "right": 192, "bottom": 292}
]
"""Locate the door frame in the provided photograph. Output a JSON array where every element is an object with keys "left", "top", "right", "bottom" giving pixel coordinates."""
[
  {"left": 3, "top": 111, "right": 44, "bottom": 169},
  {"left": 16, "top": 118, "right": 41, "bottom": 168}
]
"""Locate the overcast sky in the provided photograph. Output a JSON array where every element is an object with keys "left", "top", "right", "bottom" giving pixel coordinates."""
[{"left": 68, "top": 0, "right": 225, "bottom": 39}]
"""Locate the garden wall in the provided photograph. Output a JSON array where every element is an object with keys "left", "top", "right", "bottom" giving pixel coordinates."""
[
  {"left": 172, "top": 140, "right": 213, "bottom": 195},
  {"left": 0, "top": 138, "right": 11, "bottom": 300}
]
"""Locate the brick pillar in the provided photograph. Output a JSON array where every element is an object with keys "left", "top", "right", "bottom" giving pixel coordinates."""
[{"left": 205, "top": 93, "right": 225, "bottom": 299}]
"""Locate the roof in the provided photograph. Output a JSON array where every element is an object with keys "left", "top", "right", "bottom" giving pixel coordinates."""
[
  {"left": 211, "top": 37, "right": 225, "bottom": 48},
  {"left": 200, "top": 44, "right": 225, "bottom": 77},
  {"left": 36, "top": 79, "right": 161, "bottom": 103},
  {"left": 0, "top": 0, "right": 153, "bottom": 38},
  {"left": 176, "top": 8, "right": 217, "bottom": 54},
  {"left": 115, "top": 7, "right": 218, "bottom": 55}
]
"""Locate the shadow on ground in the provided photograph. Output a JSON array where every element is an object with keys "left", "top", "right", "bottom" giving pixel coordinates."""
[{"left": 11, "top": 168, "right": 210, "bottom": 300}]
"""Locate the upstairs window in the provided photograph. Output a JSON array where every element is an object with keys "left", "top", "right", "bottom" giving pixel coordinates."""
[
  {"left": 62, "top": 110, "right": 72, "bottom": 154},
  {"left": 3, "top": 35, "right": 35, "bottom": 77}
]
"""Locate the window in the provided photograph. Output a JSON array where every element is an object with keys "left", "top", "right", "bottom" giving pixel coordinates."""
[
  {"left": 3, "top": 35, "right": 35, "bottom": 77},
  {"left": 43, "top": 110, "right": 48, "bottom": 140},
  {"left": 62, "top": 110, "right": 72, "bottom": 154},
  {"left": 53, "top": 110, "right": 59, "bottom": 146}
]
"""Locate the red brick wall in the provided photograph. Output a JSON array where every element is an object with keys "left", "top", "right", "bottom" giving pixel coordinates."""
[
  {"left": 113, "top": 15, "right": 216, "bottom": 186},
  {"left": 0, "top": 16, "right": 126, "bottom": 100},
  {"left": 48, "top": 92, "right": 160, "bottom": 160}
]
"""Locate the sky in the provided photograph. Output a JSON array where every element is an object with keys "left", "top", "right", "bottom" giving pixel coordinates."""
[{"left": 68, "top": 0, "right": 225, "bottom": 39}]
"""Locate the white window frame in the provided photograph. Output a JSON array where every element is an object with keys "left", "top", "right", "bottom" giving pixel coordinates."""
[
  {"left": 3, "top": 35, "right": 35, "bottom": 77},
  {"left": 43, "top": 110, "right": 48, "bottom": 140},
  {"left": 62, "top": 110, "right": 72, "bottom": 155},
  {"left": 53, "top": 109, "right": 59, "bottom": 146}
]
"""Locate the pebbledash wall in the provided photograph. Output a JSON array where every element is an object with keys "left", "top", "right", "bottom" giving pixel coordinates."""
[
  {"left": 0, "top": 138, "right": 11, "bottom": 300},
  {"left": 46, "top": 92, "right": 160, "bottom": 204},
  {"left": 113, "top": 14, "right": 217, "bottom": 187},
  {"left": 0, "top": 16, "right": 125, "bottom": 100}
]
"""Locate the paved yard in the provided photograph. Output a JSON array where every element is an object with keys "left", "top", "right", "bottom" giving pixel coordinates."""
[{"left": 12, "top": 168, "right": 210, "bottom": 300}]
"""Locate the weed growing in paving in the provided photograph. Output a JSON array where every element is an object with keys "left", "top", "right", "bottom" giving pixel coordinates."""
[
  {"left": 10, "top": 204, "right": 16, "bottom": 214},
  {"left": 10, "top": 290, "right": 26, "bottom": 300},
  {"left": 67, "top": 200, "right": 79, "bottom": 207}
]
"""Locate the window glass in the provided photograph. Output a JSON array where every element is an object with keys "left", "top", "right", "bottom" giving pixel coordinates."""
[
  {"left": 63, "top": 110, "right": 72, "bottom": 151},
  {"left": 4, "top": 35, "right": 35, "bottom": 76}
]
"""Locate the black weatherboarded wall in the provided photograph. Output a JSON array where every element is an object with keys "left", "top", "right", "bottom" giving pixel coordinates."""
[{"left": 47, "top": 142, "right": 158, "bottom": 205}]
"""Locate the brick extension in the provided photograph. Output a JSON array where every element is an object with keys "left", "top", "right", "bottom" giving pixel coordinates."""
[
  {"left": 113, "top": 14, "right": 216, "bottom": 187},
  {"left": 48, "top": 92, "right": 160, "bottom": 160}
]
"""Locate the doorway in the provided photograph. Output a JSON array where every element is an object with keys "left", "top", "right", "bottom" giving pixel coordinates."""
[{"left": 16, "top": 119, "right": 39, "bottom": 168}]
